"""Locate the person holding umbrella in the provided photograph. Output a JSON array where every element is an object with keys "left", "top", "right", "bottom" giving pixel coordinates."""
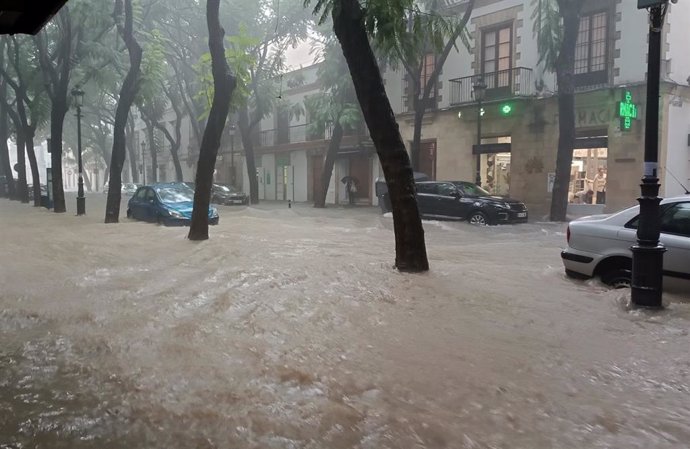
[{"left": 341, "top": 175, "right": 358, "bottom": 206}]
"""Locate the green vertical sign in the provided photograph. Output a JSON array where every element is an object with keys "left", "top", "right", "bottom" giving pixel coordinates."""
[{"left": 617, "top": 90, "right": 639, "bottom": 131}]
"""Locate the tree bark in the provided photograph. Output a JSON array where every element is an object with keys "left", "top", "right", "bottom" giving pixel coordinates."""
[
  {"left": 314, "top": 120, "right": 343, "bottom": 208},
  {"left": 239, "top": 105, "right": 259, "bottom": 204},
  {"left": 188, "top": 0, "right": 236, "bottom": 240},
  {"left": 35, "top": 8, "right": 72, "bottom": 213},
  {"left": 105, "top": 0, "right": 142, "bottom": 223},
  {"left": 8, "top": 110, "right": 28, "bottom": 203},
  {"left": 332, "top": 0, "right": 429, "bottom": 272},
  {"left": 0, "top": 73, "right": 15, "bottom": 199},
  {"left": 550, "top": 0, "right": 582, "bottom": 221},
  {"left": 126, "top": 116, "right": 139, "bottom": 183},
  {"left": 145, "top": 121, "right": 158, "bottom": 183},
  {"left": 0, "top": 105, "right": 13, "bottom": 199}
]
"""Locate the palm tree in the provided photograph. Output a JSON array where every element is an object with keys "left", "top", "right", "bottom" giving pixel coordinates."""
[{"left": 532, "top": 0, "right": 584, "bottom": 221}]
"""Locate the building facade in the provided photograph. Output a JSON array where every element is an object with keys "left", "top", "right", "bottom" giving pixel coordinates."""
[{"left": 384, "top": 0, "right": 690, "bottom": 217}]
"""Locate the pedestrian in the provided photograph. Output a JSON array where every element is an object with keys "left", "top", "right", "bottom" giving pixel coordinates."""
[
  {"left": 347, "top": 178, "right": 357, "bottom": 206},
  {"left": 589, "top": 167, "right": 607, "bottom": 205}
]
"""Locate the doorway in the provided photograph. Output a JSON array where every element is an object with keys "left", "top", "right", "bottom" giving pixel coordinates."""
[{"left": 418, "top": 140, "right": 437, "bottom": 180}]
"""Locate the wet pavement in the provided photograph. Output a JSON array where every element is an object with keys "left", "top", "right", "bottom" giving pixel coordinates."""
[{"left": 1, "top": 196, "right": 689, "bottom": 448}]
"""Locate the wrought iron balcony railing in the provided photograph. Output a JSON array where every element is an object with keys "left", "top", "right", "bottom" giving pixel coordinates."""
[{"left": 449, "top": 67, "right": 534, "bottom": 106}]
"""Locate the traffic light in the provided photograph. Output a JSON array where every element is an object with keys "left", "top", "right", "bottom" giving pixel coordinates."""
[{"left": 499, "top": 103, "right": 514, "bottom": 116}]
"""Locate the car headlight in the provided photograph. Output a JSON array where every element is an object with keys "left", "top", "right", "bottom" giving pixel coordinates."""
[{"left": 169, "top": 210, "right": 184, "bottom": 218}]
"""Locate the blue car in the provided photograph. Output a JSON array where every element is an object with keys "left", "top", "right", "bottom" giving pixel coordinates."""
[{"left": 126, "top": 183, "right": 219, "bottom": 226}]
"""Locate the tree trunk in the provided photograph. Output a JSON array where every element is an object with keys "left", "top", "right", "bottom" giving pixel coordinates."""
[
  {"left": 14, "top": 95, "right": 41, "bottom": 207},
  {"left": 15, "top": 136, "right": 28, "bottom": 203},
  {"left": 0, "top": 86, "right": 14, "bottom": 199},
  {"left": 83, "top": 168, "right": 92, "bottom": 192},
  {"left": 49, "top": 98, "right": 68, "bottom": 212},
  {"left": 7, "top": 109, "right": 28, "bottom": 203},
  {"left": 410, "top": 98, "right": 424, "bottom": 172},
  {"left": 146, "top": 122, "right": 158, "bottom": 183},
  {"left": 25, "top": 132, "right": 41, "bottom": 207},
  {"left": 188, "top": 0, "right": 236, "bottom": 240},
  {"left": 315, "top": 120, "right": 343, "bottom": 208},
  {"left": 105, "top": 0, "right": 142, "bottom": 223},
  {"left": 550, "top": 0, "right": 582, "bottom": 221},
  {"left": 126, "top": 116, "right": 139, "bottom": 183},
  {"left": 239, "top": 105, "right": 259, "bottom": 204},
  {"left": 332, "top": 0, "right": 429, "bottom": 272}
]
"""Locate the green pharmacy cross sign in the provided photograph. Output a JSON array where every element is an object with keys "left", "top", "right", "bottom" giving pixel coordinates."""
[{"left": 617, "top": 90, "right": 639, "bottom": 131}]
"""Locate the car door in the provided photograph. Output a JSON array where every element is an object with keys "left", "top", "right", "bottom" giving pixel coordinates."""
[
  {"left": 415, "top": 183, "right": 438, "bottom": 217},
  {"left": 455, "top": 182, "right": 480, "bottom": 219},
  {"left": 143, "top": 188, "right": 158, "bottom": 222},
  {"left": 130, "top": 188, "right": 147, "bottom": 220},
  {"left": 435, "top": 183, "right": 463, "bottom": 218},
  {"left": 658, "top": 202, "right": 690, "bottom": 283}
]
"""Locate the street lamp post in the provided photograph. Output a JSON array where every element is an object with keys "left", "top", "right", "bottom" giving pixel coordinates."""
[
  {"left": 72, "top": 86, "right": 85, "bottom": 215},
  {"left": 473, "top": 77, "right": 487, "bottom": 186},
  {"left": 141, "top": 140, "right": 147, "bottom": 185},
  {"left": 631, "top": 0, "right": 669, "bottom": 308}
]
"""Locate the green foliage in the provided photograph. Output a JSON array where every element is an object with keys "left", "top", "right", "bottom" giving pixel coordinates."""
[
  {"left": 194, "top": 27, "right": 258, "bottom": 120},
  {"left": 304, "top": 36, "right": 360, "bottom": 138},
  {"left": 531, "top": 0, "right": 562, "bottom": 70}
]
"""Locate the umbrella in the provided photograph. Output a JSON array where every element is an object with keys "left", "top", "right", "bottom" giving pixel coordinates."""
[{"left": 341, "top": 175, "right": 358, "bottom": 185}]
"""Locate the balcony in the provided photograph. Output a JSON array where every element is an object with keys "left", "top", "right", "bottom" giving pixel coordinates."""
[
  {"left": 449, "top": 67, "right": 534, "bottom": 106},
  {"left": 258, "top": 123, "right": 364, "bottom": 148}
]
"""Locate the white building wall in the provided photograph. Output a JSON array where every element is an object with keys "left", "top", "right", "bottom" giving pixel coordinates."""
[
  {"left": 666, "top": 1, "right": 690, "bottom": 86},
  {"left": 664, "top": 97, "right": 690, "bottom": 197},
  {"left": 615, "top": 1, "right": 649, "bottom": 85},
  {"left": 261, "top": 153, "right": 276, "bottom": 200},
  {"left": 291, "top": 150, "right": 308, "bottom": 202}
]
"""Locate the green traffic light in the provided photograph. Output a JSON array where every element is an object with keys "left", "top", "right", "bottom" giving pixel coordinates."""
[{"left": 500, "top": 104, "right": 513, "bottom": 116}]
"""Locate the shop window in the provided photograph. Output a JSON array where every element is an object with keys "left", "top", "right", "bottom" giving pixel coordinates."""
[
  {"left": 569, "top": 147, "right": 607, "bottom": 205},
  {"left": 575, "top": 11, "right": 609, "bottom": 87}
]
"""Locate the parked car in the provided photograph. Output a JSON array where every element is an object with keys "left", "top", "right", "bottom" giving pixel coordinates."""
[
  {"left": 126, "top": 183, "right": 219, "bottom": 226},
  {"left": 379, "top": 179, "right": 528, "bottom": 225},
  {"left": 211, "top": 183, "right": 248, "bottom": 205},
  {"left": 27, "top": 184, "right": 48, "bottom": 201},
  {"left": 561, "top": 196, "right": 690, "bottom": 291},
  {"left": 376, "top": 172, "right": 430, "bottom": 213},
  {"left": 122, "top": 182, "right": 140, "bottom": 195}
]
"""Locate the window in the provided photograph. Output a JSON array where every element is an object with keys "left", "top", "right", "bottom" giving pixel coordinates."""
[
  {"left": 421, "top": 53, "right": 436, "bottom": 92},
  {"left": 626, "top": 203, "right": 690, "bottom": 237},
  {"left": 661, "top": 203, "right": 690, "bottom": 237},
  {"left": 458, "top": 182, "right": 491, "bottom": 197},
  {"left": 135, "top": 188, "right": 147, "bottom": 200},
  {"left": 481, "top": 25, "right": 512, "bottom": 88},
  {"left": 575, "top": 11, "right": 608, "bottom": 86},
  {"left": 436, "top": 183, "right": 458, "bottom": 197},
  {"left": 416, "top": 183, "right": 437, "bottom": 195},
  {"left": 145, "top": 188, "right": 156, "bottom": 201}
]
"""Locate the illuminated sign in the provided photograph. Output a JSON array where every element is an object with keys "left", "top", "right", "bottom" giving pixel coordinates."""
[
  {"left": 616, "top": 90, "right": 639, "bottom": 131},
  {"left": 500, "top": 103, "right": 513, "bottom": 116}
]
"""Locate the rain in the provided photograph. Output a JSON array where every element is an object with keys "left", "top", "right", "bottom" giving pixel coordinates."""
[{"left": 1, "top": 0, "right": 689, "bottom": 448}]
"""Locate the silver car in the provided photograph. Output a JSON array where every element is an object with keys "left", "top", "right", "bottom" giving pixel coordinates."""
[{"left": 561, "top": 196, "right": 690, "bottom": 293}]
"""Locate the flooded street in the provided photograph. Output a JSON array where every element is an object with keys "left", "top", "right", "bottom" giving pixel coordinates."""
[{"left": 1, "top": 197, "right": 689, "bottom": 448}]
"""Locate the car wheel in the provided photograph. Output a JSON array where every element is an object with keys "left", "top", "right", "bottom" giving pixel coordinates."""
[
  {"left": 468, "top": 211, "right": 489, "bottom": 226},
  {"left": 601, "top": 268, "right": 632, "bottom": 289}
]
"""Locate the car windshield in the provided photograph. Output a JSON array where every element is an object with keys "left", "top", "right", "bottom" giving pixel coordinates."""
[
  {"left": 457, "top": 183, "right": 491, "bottom": 197},
  {"left": 215, "top": 185, "right": 237, "bottom": 193},
  {"left": 155, "top": 187, "right": 193, "bottom": 203}
]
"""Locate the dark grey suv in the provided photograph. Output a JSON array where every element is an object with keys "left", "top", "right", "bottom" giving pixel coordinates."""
[{"left": 379, "top": 180, "right": 528, "bottom": 225}]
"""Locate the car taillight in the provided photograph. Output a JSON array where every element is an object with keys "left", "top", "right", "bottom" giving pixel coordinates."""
[{"left": 567, "top": 225, "right": 571, "bottom": 244}]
